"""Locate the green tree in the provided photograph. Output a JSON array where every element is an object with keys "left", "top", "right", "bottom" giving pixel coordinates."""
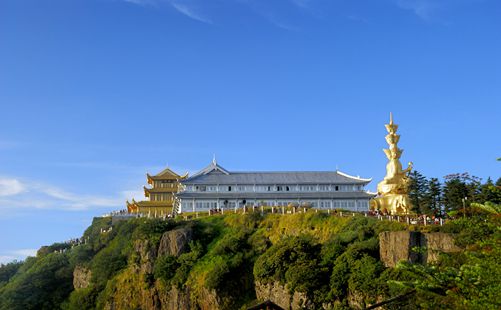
[
  {"left": 408, "top": 170, "right": 429, "bottom": 214},
  {"left": 427, "top": 177, "right": 442, "bottom": 215},
  {"left": 442, "top": 173, "right": 481, "bottom": 213},
  {"left": 0, "top": 254, "right": 73, "bottom": 310},
  {"left": 0, "top": 261, "right": 23, "bottom": 288},
  {"left": 391, "top": 217, "right": 501, "bottom": 309},
  {"left": 478, "top": 177, "right": 501, "bottom": 204}
]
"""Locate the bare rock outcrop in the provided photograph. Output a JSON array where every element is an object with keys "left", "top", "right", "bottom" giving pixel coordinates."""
[
  {"left": 157, "top": 227, "right": 193, "bottom": 257},
  {"left": 255, "top": 281, "right": 310, "bottom": 310},
  {"left": 73, "top": 265, "right": 92, "bottom": 289},
  {"left": 380, "top": 231, "right": 462, "bottom": 267},
  {"left": 422, "top": 232, "right": 461, "bottom": 263},
  {"left": 158, "top": 286, "right": 192, "bottom": 310},
  {"left": 134, "top": 239, "right": 158, "bottom": 274}
]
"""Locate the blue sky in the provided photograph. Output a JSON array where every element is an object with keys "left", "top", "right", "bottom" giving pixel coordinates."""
[{"left": 0, "top": 0, "right": 500, "bottom": 263}]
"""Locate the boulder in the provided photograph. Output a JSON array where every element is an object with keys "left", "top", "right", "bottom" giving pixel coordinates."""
[
  {"left": 158, "top": 227, "right": 193, "bottom": 257},
  {"left": 255, "top": 281, "right": 310, "bottom": 310},
  {"left": 73, "top": 265, "right": 92, "bottom": 290}
]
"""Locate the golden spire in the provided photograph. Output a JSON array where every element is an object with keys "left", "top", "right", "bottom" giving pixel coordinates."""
[{"left": 371, "top": 113, "right": 413, "bottom": 215}]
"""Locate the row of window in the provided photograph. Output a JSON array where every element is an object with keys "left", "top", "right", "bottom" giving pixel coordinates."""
[
  {"left": 152, "top": 181, "right": 177, "bottom": 189},
  {"left": 150, "top": 193, "right": 173, "bottom": 201},
  {"left": 181, "top": 200, "right": 369, "bottom": 210},
  {"left": 185, "top": 184, "right": 364, "bottom": 193}
]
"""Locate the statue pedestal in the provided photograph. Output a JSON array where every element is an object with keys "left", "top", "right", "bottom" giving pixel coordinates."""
[{"left": 371, "top": 193, "right": 411, "bottom": 215}]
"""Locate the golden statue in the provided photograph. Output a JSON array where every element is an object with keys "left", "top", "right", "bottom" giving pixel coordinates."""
[{"left": 371, "top": 113, "right": 413, "bottom": 214}]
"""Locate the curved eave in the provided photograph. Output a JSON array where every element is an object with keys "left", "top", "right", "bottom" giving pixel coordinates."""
[
  {"left": 144, "top": 186, "right": 150, "bottom": 197},
  {"left": 336, "top": 170, "right": 372, "bottom": 183}
]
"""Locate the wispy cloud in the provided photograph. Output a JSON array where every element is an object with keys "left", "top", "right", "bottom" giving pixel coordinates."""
[
  {"left": 239, "top": 1, "right": 302, "bottom": 31},
  {"left": 0, "top": 249, "right": 37, "bottom": 264},
  {"left": 123, "top": 0, "right": 153, "bottom": 5},
  {"left": 0, "top": 176, "right": 139, "bottom": 213},
  {"left": 122, "top": 0, "right": 212, "bottom": 24},
  {"left": 394, "top": 0, "right": 443, "bottom": 20},
  {"left": 170, "top": 2, "right": 213, "bottom": 24},
  {"left": 0, "top": 178, "right": 25, "bottom": 197}
]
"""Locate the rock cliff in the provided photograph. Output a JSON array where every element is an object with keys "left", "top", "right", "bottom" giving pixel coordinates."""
[
  {"left": 158, "top": 227, "right": 193, "bottom": 257},
  {"left": 255, "top": 281, "right": 310, "bottom": 310},
  {"left": 379, "top": 231, "right": 462, "bottom": 267}
]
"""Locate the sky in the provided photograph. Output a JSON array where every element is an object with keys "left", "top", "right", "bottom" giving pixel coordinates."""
[{"left": 0, "top": 0, "right": 500, "bottom": 263}]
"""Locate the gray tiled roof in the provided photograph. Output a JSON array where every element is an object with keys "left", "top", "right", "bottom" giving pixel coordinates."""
[
  {"left": 182, "top": 161, "right": 371, "bottom": 185},
  {"left": 177, "top": 191, "right": 375, "bottom": 200},
  {"left": 183, "top": 171, "right": 371, "bottom": 185}
]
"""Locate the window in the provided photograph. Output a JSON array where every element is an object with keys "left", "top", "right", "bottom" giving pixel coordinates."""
[
  {"left": 358, "top": 200, "right": 369, "bottom": 209},
  {"left": 228, "top": 186, "right": 232, "bottom": 192},
  {"left": 319, "top": 185, "right": 330, "bottom": 191},
  {"left": 255, "top": 186, "right": 267, "bottom": 192},
  {"left": 237, "top": 185, "right": 252, "bottom": 192},
  {"left": 319, "top": 201, "right": 331, "bottom": 209},
  {"left": 334, "top": 185, "right": 339, "bottom": 191},
  {"left": 300, "top": 185, "right": 316, "bottom": 192},
  {"left": 182, "top": 202, "right": 193, "bottom": 210}
]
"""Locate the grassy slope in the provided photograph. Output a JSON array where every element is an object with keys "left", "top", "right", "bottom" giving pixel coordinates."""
[{"left": 0, "top": 213, "right": 498, "bottom": 309}]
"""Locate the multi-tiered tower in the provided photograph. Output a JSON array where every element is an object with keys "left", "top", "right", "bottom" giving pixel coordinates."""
[
  {"left": 126, "top": 167, "right": 188, "bottom": 216},
  {"left": 371, "top": 113, "right": 413, "bottom": 214}
]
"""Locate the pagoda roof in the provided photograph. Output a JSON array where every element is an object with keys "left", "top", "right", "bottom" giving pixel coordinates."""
[
  {"left": 147, "top": 167, "right": 188, "bottom": 182},
  {"left": 144, "top": 186, "right": 178, "bottom": 194}
]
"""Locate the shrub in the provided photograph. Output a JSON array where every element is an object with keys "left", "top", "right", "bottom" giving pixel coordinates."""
[{"left": 154, "top": 255, "right": 179, "bottom": 284}]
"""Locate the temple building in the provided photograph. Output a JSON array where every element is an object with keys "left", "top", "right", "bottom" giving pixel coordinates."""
[
  {"left": 176, "top": 159, "right": 374, "bottom": 213},
  {"left": 126, "top": 167, "right": 187, "bottom": 216}
]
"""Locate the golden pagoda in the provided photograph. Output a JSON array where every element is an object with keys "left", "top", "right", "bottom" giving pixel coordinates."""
[
  {"left": 126, "top": 167, "right": 188, "bottom": 216},
  {"left": 370, "top": 113, "right": 413, "bottom": 215}
]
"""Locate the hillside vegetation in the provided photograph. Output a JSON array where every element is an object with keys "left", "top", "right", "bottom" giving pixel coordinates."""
[{"left": 0, "top": 212, "right": 499, "bottom": 309}]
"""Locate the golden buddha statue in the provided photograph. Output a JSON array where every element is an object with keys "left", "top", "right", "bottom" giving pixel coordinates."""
[{"left": 371, "top": 113, "right": 413, "bottom": 214}]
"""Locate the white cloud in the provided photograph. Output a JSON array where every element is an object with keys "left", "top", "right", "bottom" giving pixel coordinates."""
[
  {"left": 0, "top": 178, "right": 25, "bottom": 196},
  {"left": 395, "top": 0, "right": 441, "bottom": 20},
  {"left": 0, "top": 256, "right": 16, "bottom": 264},
  {"left": 0, "top": 177, "right": 136, "bottom": 213},
  {"left": 123, "top": 0, "right": 156, "bottom": 5},
  {"left": 11, "top": 248, "right": 37, "bottom": 257},
  {"left": 170, "top": 2, "right": 213, "bottom": 24},
  {"left": 0, "top": 248, "right": 37, "bottom": 264},
  {"left": 122, "top": 0, "right": 212, "bottom": 24}
]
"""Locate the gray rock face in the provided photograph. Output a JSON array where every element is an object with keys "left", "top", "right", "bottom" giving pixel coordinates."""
[
  {"left": 255, "top": 281, "right": 310, "bottom": 310},
  {"left": 379, "top": 231, "right": 462, "bottom": 267},
  {"left": 159, "top": 286, "right": 192, "bottom": 310},
  {"left": 134, "top": 239, "right": 158, "bottom": 274},
  {"left": 73, "top": 265, "right": 92, "bottom": 290},
  {"left": 422, "top": 232, "right": 461, "bottom": 263},
  {"left": 157, "top": 227, "right": 193, "bottom": 257}
]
